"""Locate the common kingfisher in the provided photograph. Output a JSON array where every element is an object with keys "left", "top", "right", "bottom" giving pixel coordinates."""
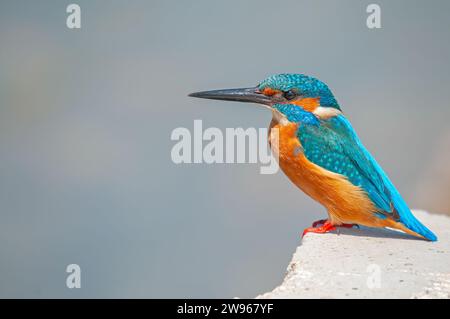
[{"left": 189, "top": 74, "right": 437, "bottom": 241}]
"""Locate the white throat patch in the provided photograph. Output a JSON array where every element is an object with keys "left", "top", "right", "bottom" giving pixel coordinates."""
[
  {"left": 313, "top": 106, "right": 342, "bottom": 119},
  {"left": 271, "top": 108, "right": 290, "bottom": 125}
]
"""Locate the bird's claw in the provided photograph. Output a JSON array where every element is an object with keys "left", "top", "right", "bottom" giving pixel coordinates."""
[
  {"left": 303, "top": 220, "right": 359, "bottom": 238},
  {"left": 302, "top": 221, "right": 336, "bottom": 237}
]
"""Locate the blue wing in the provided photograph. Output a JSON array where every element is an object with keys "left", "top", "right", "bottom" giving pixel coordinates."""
[{"left": 296, "top": 114, "right": 437, "bottom": 241}]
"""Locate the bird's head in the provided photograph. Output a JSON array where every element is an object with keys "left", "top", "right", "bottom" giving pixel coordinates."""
[{"left": 189, "top": 73, "right": 341, "bottom": 120}]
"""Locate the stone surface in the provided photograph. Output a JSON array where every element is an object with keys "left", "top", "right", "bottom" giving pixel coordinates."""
[{"left": 257, "top": 211, "right": 450, "bottom": 299}]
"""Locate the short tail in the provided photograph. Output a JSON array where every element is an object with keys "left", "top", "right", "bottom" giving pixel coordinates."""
[
  {"left": 399, "top": 212, "right": 437, "bottom": 241},
  {"left": 385, "top": 201, "right": 437, "bottom": 241},
  {"left": 376, "top": 164, "right": 437, "bottom": 241}
]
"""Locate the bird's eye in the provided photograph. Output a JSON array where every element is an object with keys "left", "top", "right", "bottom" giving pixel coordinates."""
[{"left": 283, "top": 90, "right": 296, "bottom": 100}]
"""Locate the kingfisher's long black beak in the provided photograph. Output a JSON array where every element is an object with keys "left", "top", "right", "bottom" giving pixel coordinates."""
[{"left": 189, "top": 87, "right": 272, "bottom": 106}]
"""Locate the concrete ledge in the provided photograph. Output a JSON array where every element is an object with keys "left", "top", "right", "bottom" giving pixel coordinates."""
[{"left": 257, "top": 210, "right": 450, "bottom": 299}]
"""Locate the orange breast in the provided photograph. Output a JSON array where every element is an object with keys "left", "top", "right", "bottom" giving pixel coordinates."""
[{"left": 269, "top": 121, "right": 387, "bottom": 226}]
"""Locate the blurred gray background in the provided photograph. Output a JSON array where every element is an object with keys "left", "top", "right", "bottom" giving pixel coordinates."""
[{"left": 0, "top": 0, "right": 449, "bottom": 298}]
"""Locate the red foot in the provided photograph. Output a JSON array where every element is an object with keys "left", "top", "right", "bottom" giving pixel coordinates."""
[
  {"left": 303, "top": 221, "right": 336, "bottom": 237},
  {"left": 303, "top": 220, "right": 358, "bottom": 238}
]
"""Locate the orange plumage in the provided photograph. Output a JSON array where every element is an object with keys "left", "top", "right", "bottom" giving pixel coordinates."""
[{"left": 269, "top": 120, "right": 424, "bottom": 238}]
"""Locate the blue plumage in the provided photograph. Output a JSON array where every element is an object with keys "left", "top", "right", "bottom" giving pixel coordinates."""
[
  {"left": 292, "top": 113, "right": 437, "bottom": 241},
  {"left": 259, "top": 74, "right": 340, "bottom": 109},
  {"left": 273, "top": 104, "right": 320, "bottom": 125}
]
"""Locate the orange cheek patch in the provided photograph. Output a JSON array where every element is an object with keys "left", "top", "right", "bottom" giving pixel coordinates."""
[
  {"left": 291, "top": 97, "right": 320, "bottom": 112},
  {"left": 262, "top": 87, "right": 279, "bottom": 96}
]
